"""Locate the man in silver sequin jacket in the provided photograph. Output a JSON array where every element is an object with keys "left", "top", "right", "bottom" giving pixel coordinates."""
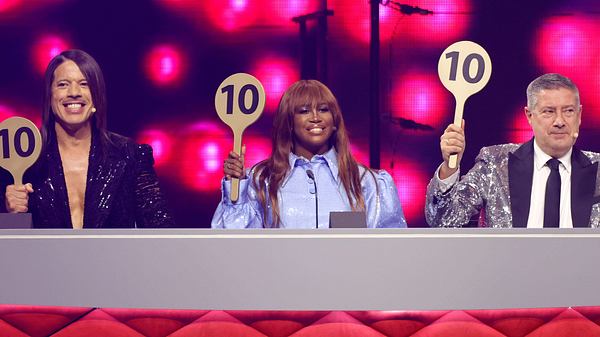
[{"left": 426, "top": 73, "right": 600, "bottom": 228}]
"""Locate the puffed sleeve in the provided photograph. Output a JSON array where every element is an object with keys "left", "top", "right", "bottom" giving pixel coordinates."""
[
  {"left": 210, "top": 171, "right": 266, "bottom": 228},
  {"left": 134, "top": 144, "right": 174, "bottom": 227},
  {"left": 362, "top": 169, "right": 407, "bottom": 228}
]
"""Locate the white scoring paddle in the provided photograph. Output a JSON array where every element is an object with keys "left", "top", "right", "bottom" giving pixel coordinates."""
[
  {"left": 438, "top": 41, "right": 492, "bottom": 169},
  {"left": 215, "top": 73, "right": 265, "bottom": 202},
  {"left": 0, "top": 117, "right": 42, "bottom": 186}
]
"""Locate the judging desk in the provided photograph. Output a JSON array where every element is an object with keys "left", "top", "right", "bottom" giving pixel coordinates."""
[{"left": 0, "top": 228, "right": 599, "bottom": 311}]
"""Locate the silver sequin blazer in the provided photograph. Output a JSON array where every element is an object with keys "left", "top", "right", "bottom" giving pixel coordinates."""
[{"left": 425, "top": 139, "right": 600, "bottom": 228}]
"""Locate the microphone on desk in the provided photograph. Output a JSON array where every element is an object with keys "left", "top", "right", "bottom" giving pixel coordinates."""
[{"left": 306, "top": 169, "right": 319, "bottom": 229}]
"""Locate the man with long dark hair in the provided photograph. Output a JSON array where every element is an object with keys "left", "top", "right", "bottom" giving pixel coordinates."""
[{"left": 4, "top": 50, "right": 173, "bottom": 228}]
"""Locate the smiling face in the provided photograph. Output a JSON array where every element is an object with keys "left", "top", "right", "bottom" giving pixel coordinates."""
[
  {"left": 525, "top": 87, "right": 581, "bottom": 158},
  {"left": 292, "top": 102, "right": 335, "bottom": 159},
  {"left": 51, "top": 60, "right": 95, "bottom": 131}
]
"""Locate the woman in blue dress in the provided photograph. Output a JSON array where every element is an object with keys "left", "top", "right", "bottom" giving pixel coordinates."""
[{"left": 212, "top": 79, "right": 406, "bottom": 228}]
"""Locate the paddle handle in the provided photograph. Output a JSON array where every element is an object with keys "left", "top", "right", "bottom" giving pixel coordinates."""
[
  {"left": 12, "top": 170, "right": 23, "bottom": 187},
  {"left": 230, "top": 130, "right": 244, "bottom": 203},
  {"left": 448, "top": 97, "right": 466, "bottom": 169}
]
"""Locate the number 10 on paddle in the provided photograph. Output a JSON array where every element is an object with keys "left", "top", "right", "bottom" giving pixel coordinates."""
[
  {"left": 438, "top": 41, "right": 492, "bottom": 169},
  {"left": 0, "top": 117, "right": 42, "bottom": 186},
  {"left": 215, "top": 73, "right": 265, "bottom": 202}
]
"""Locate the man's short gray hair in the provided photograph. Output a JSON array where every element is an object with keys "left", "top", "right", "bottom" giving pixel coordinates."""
[{"left": 526, "top": 73, "right": 580, "bottom": 110}]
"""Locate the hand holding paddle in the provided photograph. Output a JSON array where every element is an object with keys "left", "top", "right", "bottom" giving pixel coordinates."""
[
  {"left": 215, "top": 73, "right": 265, "bottom": 202},
  {"left": 438, "top": 41, "right": 492, "bottom": 169},
  {"left": 0, "top": 117, "right": 42, "bottom": 212}
]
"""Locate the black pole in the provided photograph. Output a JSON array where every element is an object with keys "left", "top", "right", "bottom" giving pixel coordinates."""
[
  {"left": 317, "top": 0, "right": 328, "bottom": 83},
  {"left": 292, "top": 3, "right": 333, "bottom": 82},
  {"left": 369, "top": 0, "right": 380, "bottom": 169},
  {"left": 298, "top": 21, "right": 308, "bottom": 79}
]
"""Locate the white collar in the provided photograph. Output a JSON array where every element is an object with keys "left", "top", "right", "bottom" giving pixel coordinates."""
[
  {"left": 282, "top": 147, "right": 339, "bottom": 187},
  {"left": 533, "top": 138, "right": 572, "bottom": 173}
]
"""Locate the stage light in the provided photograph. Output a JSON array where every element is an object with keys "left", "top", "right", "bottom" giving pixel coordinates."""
[
  {"left": 0, "top": 0, "right": 21, "bottom": 12},
  {"left": 0, "top": 104, "right": 40, "bottom": 126},
  {"left": 179, "top": 121, "right": 230, "bottom": 192},
  {"left": 32, "top": 35, "right": 70, "bottom": 75},
  {"left": 391, "top": 70, "right": 449, "bottom": 129},
  {"left": 252, "top": 56, "right": 299, "bottom": 114},
  {"left": 160, "top": 0, "right": 318, "bottom": 31},
  {"left": 534, "top": 16, "right": 598, "bottom": 79},
  {"left": 144, "top": 45, "right": 185, "bottom": 86},
  {"left": 0, "top": 104, "right": 15, "bottom": 121},
  {"left": 382, "top": 158, "right": 427, "bottom": 226},
  {"left": 533, "top": 15, "right": 600, "bottom": 125},
  {"left": 508, "top": 107, "right": 533, "bottom": 144},
  {"left": 203, "top": 0, "right": 259, "bottom": 32},
  {"left": 137, "top": 129, "right": 172, "bottom": 166}
]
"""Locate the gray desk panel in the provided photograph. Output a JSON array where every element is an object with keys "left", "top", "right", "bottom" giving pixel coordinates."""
[{"left": 0, "top": 228, "right": 599, "bottom": 311}]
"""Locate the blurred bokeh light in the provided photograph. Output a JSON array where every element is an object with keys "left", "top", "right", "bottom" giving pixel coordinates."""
[
  {"left": 31, "top": 35, "right": 70, "bottom": 75},
  {"left": 533, "top": 15, "right": 600, "bottom": 125},
  {"left": 252, "top": 56, "right": 299, "bottom": 114},
  {"left": 137, "top": 129, "right": 173, "bottom": 166},
  {"left": 391, "top": 70, "right": 449, "bottom": 129},
  {"left": 144, "top": 45, "right": 186, "bottom": 86}
]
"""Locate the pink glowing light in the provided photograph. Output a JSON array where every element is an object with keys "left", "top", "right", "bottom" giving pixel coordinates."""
[
  {"left": 391, "top": 70, "right": 450, "bottom": 129},
  {"left": 533, "top": 15, "right": 600, "bottom": 125},
  {"left": 203, "top": 0, "right": 259, "bottom": 32},
  {"left": 534, "top": 16, "right": 599, "bottom": 78},
  {"left": 0, "top": 105, "right": 16, "bottom": 121},
  {"left": 252, "top": 56, "right": 299, "bottom": 114},
  {"left": 179, "top": 121, "right": 231, "bottom": 192},
  {"left": 137, "top": 129, "right": 173, "bottom": 166},
  {"left": 32, "top": 35, "right": 70, "bottom": 75},
  {"left": 0, "top": 0, "right": 21, "bottom": 12},
  {"left": 144, "top": 45, "right": 186, "bottom": 86}
]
